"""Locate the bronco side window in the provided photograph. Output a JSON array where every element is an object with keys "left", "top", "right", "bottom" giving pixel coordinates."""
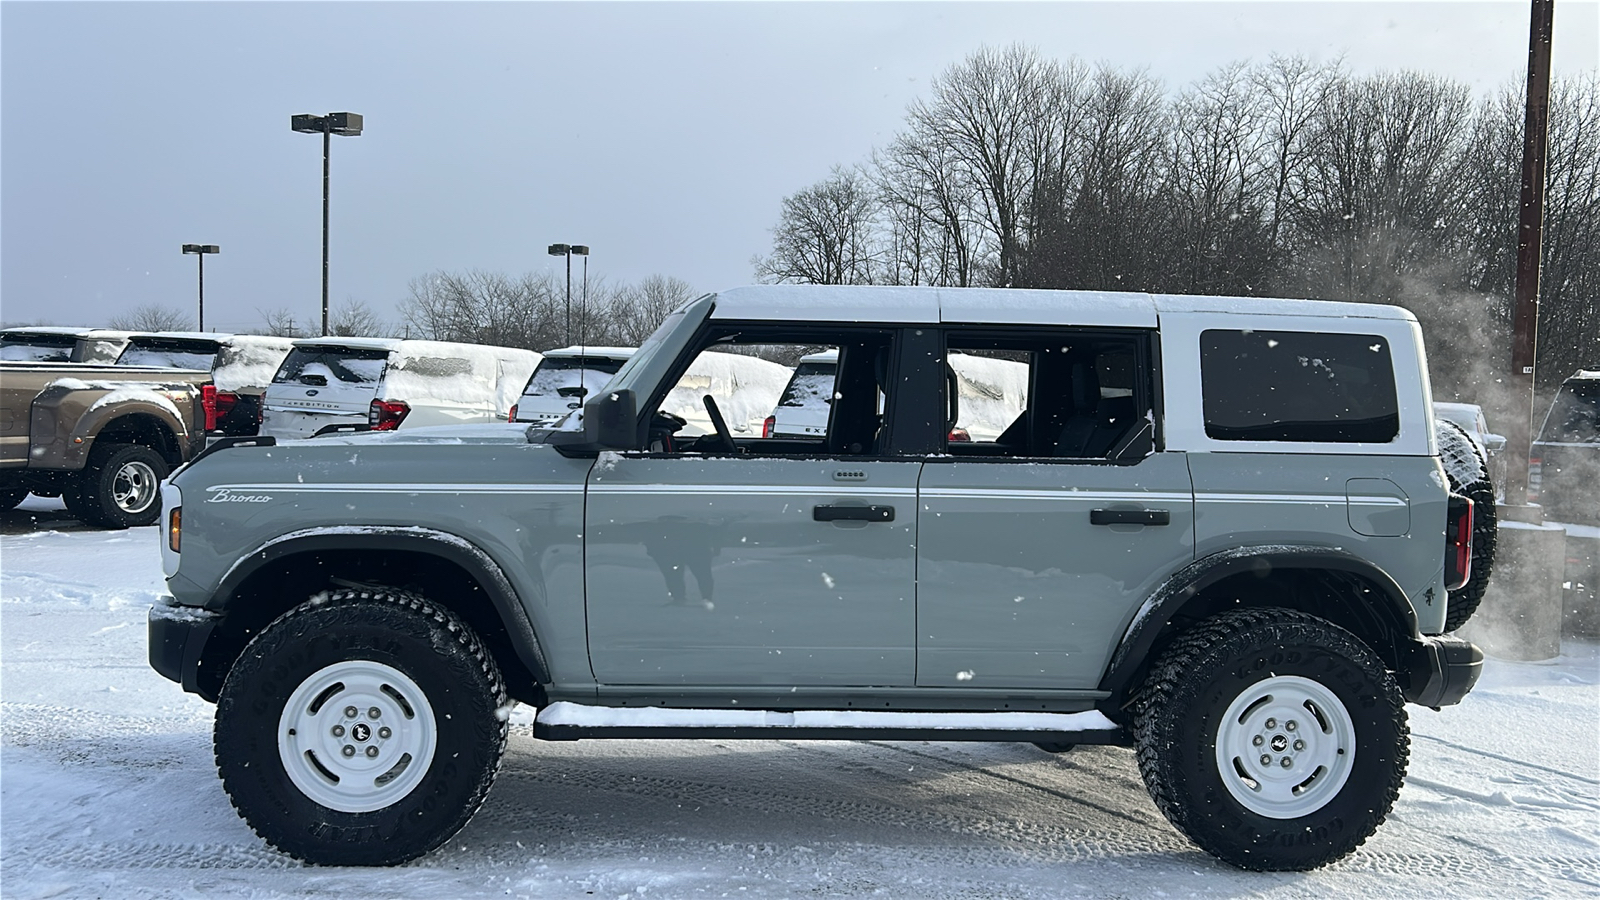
[
  {"left": 1201, "top": 330, "right": 1399, "bottom": 443},
  {"left": 943, "top": 332, "right": 1152, "bottom": 461},
  {"left": 644, "top": 329, "right": 898, "bottom": 457}
]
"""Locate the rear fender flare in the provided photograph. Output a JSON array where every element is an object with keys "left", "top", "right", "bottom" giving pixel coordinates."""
[{"left": 1100, "top": 545, "right": 1419, "bottom": 700}]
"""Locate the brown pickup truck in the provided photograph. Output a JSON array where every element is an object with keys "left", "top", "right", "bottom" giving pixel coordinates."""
[{"left": 0, "top": 362, "right": 211, "bottom": 527}]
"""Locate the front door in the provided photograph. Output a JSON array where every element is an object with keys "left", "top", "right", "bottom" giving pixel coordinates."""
[{"left": 584, "top": 455, "right": 920, "bottom": 685}]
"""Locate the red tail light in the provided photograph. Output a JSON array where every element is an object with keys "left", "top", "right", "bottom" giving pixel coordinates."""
[
  {"left": 762, "top": 415, "right": 775, "bottom": 438},
  {"left": 508, "top": 403, "right": 519, "bottom": 423},
  {"left": 1445, "top": 494, "right": 1474, "bottom": 591},
  {"left": 201, "top": 385, "right": 218, "bottom": 432},
  {"left": 368, "top": 399, "right": 411, "bottom": 431},
  {"left": 1527, "top": 455, "right": 1542, "bottom": 502},
  {"left": 201, "top": 386, "right": 242, "bottom": 432}
]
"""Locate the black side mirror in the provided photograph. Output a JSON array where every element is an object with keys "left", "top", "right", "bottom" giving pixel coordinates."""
[{"left": 583, "top": 388, "right": 638, "bottom": 450}]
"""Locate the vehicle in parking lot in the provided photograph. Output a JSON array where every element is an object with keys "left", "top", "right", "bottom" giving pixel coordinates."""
[
  {"left": 152, "top": 284, "right": 1482, "bottom": 872},
  {"left": 1, "top": 326, "right": 133, "bottom": 364},
  {"left": 510, "top": 346, "right": 633, "bottom": 426},
  {"left": 516, "top": 345, "right": 790, "bottom": 438},
  {"left": 259, "top": 337, "right": 540, "bottom": 440},
  {"left": 1530, "top": 369, "right": 1600, "bottom": 525},
  {"left": 115, "top": 333, "right": 296, "bottom": 436},
  {"left": 0, "top": 360, "right": 209, "bottom": 526}
]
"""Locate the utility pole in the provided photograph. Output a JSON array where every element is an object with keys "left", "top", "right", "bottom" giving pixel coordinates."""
[{"left": 1501, "top": 0, "right": 1554, "bottom": 521}]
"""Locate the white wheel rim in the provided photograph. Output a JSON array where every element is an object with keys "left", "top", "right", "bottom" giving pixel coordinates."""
[
  {"left": 1214, "top": 674, "right": 1355, "bottom": 819},
  {"left": 113, "top": 460, "right": 159, "bottom": 514},
  {"left": 278, "top": 660, "right": 438, "bottom": 813}
]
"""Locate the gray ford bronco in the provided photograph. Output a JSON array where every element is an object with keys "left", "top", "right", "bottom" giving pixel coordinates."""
[{"left": 149, "top": 285, "right": 1482, "bottom": 871}]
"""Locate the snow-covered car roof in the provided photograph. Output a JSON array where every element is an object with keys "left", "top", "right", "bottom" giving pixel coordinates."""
[
  {"left": 541, "top": 345, "right": 636, "bottom": 360},
  {"left": 291, "top": 336, "right": 406, "bottom": 352},
  {"left": 797, "top": 349, "right": 838, "bottom": 364},
  {"left": 705, "top": 285, "right": 1419, "bottom": 328},
  {"left": 1, "top": 325, "right": 105, "bottom": 337}
]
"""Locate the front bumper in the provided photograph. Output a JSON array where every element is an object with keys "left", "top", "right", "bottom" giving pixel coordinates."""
[
  {"left": 148, "top": 596, "right": 220, "bottom": 700},
  {"left": 1401, "top": 633, "right": 1483, "bottom": 708}
]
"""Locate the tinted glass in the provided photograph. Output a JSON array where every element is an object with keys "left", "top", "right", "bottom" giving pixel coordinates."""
[
  {"left": 1, "top": 335, "right": 74, "bottom": 361},
  {"left": 1538, "top": 380, "right": 1600, "bottom": 443},
  {"left": 1201, "top": 330, "right": 1398, "bottom": 443},
  {"left": 273, "top": 347, "right": 390, "bottom": 384},
  {"left": 117, "top": 338, "right": 218, "bottom": 370}
]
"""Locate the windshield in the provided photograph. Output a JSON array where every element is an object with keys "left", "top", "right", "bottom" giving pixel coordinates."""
[
  {"left": 273, "top": 347, "right": 390, "bottom": 384},
  {"left": 606, "top": 293, "right": 716, "bottom": 399},
  {"left": 1538, "top": 380, "right": 1600, "bottom": 444},
  {"left": 116, "top": 338, "right": 218, "bottom": 370},
  {"left": 1, "top": 335, "right": 74, "bottom": 361}
]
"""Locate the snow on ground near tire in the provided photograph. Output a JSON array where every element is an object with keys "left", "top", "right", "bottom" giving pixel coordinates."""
[{"left": 3, "top": 498, "right": 1597, "bottom": 899}]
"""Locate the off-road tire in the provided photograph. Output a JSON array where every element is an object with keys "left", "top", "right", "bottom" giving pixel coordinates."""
[
  {"left": 70, "top": 442, "right": 167, "bottom": 528},
  {"left": 1133, "top": 609, "right": 1409, "bottom": 871},
  {"left": 1435, "top": 419, "right": 1497, "bottom": 631},
  {"left": 214, "top": 589, "right": 508, "bottom": 866},
  {"left": 0, "top": 489, "right": 26, "bottom": 511}
]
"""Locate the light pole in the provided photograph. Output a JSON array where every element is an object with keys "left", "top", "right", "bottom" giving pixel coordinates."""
[
  {"left": 547, "top": 242, "right": 589, "bottom": 345},
  {"left": 181, "top": 244, "right": 219, "bottom": 331},
  {"left": 291, "top": 112, "right": 363, "bottom": 336}
]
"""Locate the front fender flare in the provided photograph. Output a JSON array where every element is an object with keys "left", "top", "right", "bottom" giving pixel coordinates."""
[
  {"left": 214, "top": 525, "right": 550, "bottom": 684},
  {"left": 1099, "top": 545, "right": 1420, "bottom": 701}
]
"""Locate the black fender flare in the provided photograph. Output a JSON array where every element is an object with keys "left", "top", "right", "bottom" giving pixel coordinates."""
[
  {"left": 1099, "top": 545, "right": 1420, "bottom": 701},
  {"left": 214, "top": 526, "right": 551, "bottom": 684}
]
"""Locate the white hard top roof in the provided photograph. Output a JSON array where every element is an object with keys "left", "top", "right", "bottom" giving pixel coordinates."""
[
  {"left": 705, "top": 285, "right": 1417, "bottom": 328},
  {"left": 541, "top": 345, "right": 636, "bottom": 359}
]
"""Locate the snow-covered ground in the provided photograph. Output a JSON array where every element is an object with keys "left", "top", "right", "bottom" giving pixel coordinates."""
[{"left": 3, "top": 496, "right": 1597, "bottom": 899}]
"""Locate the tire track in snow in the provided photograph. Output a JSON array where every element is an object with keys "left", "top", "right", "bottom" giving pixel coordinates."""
[{"left": 1412, "top": 732, "right": 1600, "bottom": 786}]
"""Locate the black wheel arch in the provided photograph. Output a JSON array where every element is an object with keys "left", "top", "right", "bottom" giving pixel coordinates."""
[
  {"left": 195, "top": 528, "right": 550, "bottom": 704},
  {"left": 95, "top": 412, "right": 185, "bottom": 467},
  {"left": 1100, "top": 545, "right": 1422, "bottom": 712}
]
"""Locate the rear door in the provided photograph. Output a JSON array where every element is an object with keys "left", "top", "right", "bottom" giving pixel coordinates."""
[
  {"left": 260, "top": 345, "right": 389, "bottom": 439},
  {"left": 915, "top": 328, "right": 1195, "bottom": 690}
]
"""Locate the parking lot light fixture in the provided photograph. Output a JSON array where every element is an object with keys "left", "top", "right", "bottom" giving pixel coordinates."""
[
  {"left": 181, "top": 244, "right": 220, "bottom": 331},
  {"left": 291, "top": 112, "right": 364, "bottom": 336}
]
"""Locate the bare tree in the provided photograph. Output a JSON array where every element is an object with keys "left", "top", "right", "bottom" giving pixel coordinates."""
[
  {"left": 906, "top": 45, "right": 1081, "bottom": 286},
  {"left": 606, "top": 275, "right": 697, "bottom": 345},
  {"left": 1162, "top": 61, "right": 1275, "bottom": 295},
  {"left": 400, "top": 270, "right": 564, "bottom": 350},
  {"left": 754, "top": 166, "right": 879, "bottom": 285},
  {"left": 256, "top": 308, "right": 309, "bottom": 337},
  {"left": 108, "top": 304, "right": 194, "bottom": 332},
  {"left": 328, "top": 299, "right": 388, "bottom": 337}
]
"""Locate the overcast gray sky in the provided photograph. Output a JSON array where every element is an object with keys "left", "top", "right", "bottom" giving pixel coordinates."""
[{"left": 2, "top": 1, "right": 1596, "bottom": 334}]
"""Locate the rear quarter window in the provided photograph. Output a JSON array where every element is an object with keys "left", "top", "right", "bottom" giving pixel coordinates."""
[{"left": 1200, "top": 330, "right": 1399, "bottom": 443}]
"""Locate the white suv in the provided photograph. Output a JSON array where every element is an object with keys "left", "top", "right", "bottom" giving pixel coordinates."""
[{"left": 260, "top": 337, "right": 539, "bottom": 440}]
